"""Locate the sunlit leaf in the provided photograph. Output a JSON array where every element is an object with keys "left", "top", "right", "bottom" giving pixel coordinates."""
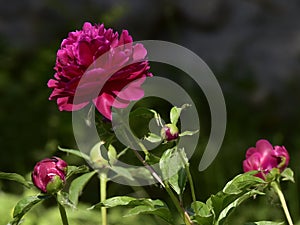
[
  {"left": 281, "top": 168, "right": 295, "bottom": 183},
  {"left": 58, "top": 146, "right": 90, "bottom": 161},
  {"left": 179, "top": 130, "right": 199, "bottom": 137},
  {"left": 223, "top": 171, "right": 266, "bottom": 195},
  {"left": 159, "top": 148, "right": 188, "bottom": 195},
  {"left": 145, "top": 132, "right": 162, "bottom": 143},
  {"left": 10, "top": 194, "right": 50, "bottom": 225}
]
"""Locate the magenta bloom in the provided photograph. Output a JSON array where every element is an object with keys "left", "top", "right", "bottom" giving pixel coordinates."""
[
  {"left": 48, "top": 22, "right": 152, "bottom": 120},
  {"left": 243, "top": 139, "right": 290, "bottom": 179},
  {"left": 32, "top": 157, "right": 68, "bottom": 193}
]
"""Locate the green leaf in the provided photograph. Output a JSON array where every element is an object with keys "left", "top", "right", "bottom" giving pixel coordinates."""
[
  {"left": 223, "top": 171, "right": 266, "bottom": 195},
  {"left": 58, "top": 146, "right": 90, "bottom": 162},
  {"left": 125, "top": 199, "right": 173, "bottom": 224},
  {"left": 100, "top": 196, "right": 141, "bottom": 208},
  {"left": 129, "top": 107, "right": 154, "bottom": 119},
  {"left": 57, "top": 191, "right": 75, "bottom": 208},
  {"left": 170, "top": 106, "right": 181, "bottom": 125},
  {"left": 92, "top": 196, "right": 173, "bottom": 223},
  {"left": 159, "top": 148, "right": 188, "bottom": 195},
  {"left": 10, "top": 195, "right": 50, "bottom": 225},
  {"left": 66, "top": 165, "right": 90, "bottom": 179},
  {"left": 145, "top": 152, "right": 161, "bottom": 164},
  {"left": 179, "top": 130, "right": 199, "bottom": 137},
  {"left": 149, "top": 109, "right": 163, "bottom": 127},
  {"left": 281, "top": 168, "right": 295, "bottom": 183},
  {"left": 69, "top": 171, "right": 97, "bottom": 206},
  {"left": 145, "top": 132, "right": 162, "bottom": 143},
  {"left": 107, "top": 144, "right": 117, "bottom": 165},
  {"left": 245, "top": 222, "right": 284, "bottom": 225},
  {"left": 216, "top": 190, "right": 264, "bottom": 225},
  {"left": 0, "top": 172, "right": 30, "bottom": 188},
  {"left": 110, "top": 166, "right": 135, "bottom": 181},
  {"left": 170, "top": 104, "right": 191, "bottom": 125},
  {"left": 191, "top": 201, "right": 212, "bottom": 217}
]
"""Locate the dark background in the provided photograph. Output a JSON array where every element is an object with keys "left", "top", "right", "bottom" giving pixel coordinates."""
[{"left": 1, "top": 0, "right": 300, "bottom": 223}]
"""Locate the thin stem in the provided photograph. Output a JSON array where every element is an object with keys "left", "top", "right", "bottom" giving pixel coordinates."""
[
  {"left": 271, "top": 181, "right": 294, "bottom": 225},
  {"left": 178, "top": 149, "right": 197, "bottom": 204},
  {"left": 165, "top": 182, "right": 194, "bottom": 225},
  {"left": 131, "top": 148, "right": 165, "bottom": 188},
  {"left": 100, "top": 172, "right": 108, "bottom": 225},
  {"left": 57, "top": 200, "right": 69, "bottom": 225}
]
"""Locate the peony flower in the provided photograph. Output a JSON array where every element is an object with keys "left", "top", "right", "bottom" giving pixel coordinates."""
[
  {"left": 48, "top": 22, "right": 152, "bottom": 120},
  {"left": 243, "top": 139, "right": 290, "bottom": 179},
  {"left": 161, "top": 124, "right": 179, "bottom": 141},
  {"left": 32, "top": 157, "right": 68, "bottom": 193}
]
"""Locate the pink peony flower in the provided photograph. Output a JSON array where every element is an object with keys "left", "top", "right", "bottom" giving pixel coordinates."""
[
  {"left": 48, "top": 22, "right": 152, "bottom": 120},
  {"left": 243, "top": 139, "right": 290, "bottom": 179},
  {"left": 32, "top": 157, "right": 68, "bottom": 193}
]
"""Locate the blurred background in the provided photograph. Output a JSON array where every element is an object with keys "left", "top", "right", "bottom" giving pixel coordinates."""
[{"left": 1, "top": 0, "right": 300, "bottom": 224}]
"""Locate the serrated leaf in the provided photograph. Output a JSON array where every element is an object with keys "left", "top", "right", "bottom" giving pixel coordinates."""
[
  {"left": 245, "top": 221, "right": 284, "bottom": 225},
  {"left": 10, "top": 195, "right": 50, "bottom": 225},
  {"left": 281, "top": 168, "right": 295, "bottom": 183},
  {"left": 223, "top": 171, "right": 266, "bottom": 195},
  {"left": 69, "top": 171, "right": 97, "bottom": 206},
  {"left": 0, "top": 172, "right": 30, "bottom": 188},
  {"left": 58, "top": 146, "right": 90, "bottom": 161},
  {"left": 125, "top": 199, "right": 173, "bottom": 224}
]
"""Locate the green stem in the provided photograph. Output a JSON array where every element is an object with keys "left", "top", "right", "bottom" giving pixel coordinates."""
[
  {"left": 271, "top": 181, "right": 294, "bottom": 225},
  {"left": 100, "top": 172, "right": 108, "bottom": 225},
  {"left": 57, "top": 200, "right": 69, "bottom": 225},
  {"left": 178, "top": 149, "right": 197, "bottom": 204},
  {"left": 165, "top": 182, "right": 194, "bottom": 225}
]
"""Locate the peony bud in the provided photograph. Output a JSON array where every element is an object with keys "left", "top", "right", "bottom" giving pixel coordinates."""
[
  {"left": 32, "top": 157, "right": 68, "bottom": 194},
  {"left": 161, "top": 124, "right": 179, "bottom": 141},
  {"left": 243, "top": 139, "right": 290, "bottom": 179}
]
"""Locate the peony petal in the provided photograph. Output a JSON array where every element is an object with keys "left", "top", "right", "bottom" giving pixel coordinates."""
[
  {"left": 133, "top": 44, "right": 147, "bottom": 61},
  {"left": 256, "top": 139, "right": 273, "bottom": 154},
  {"left": 93, "top": 93, "right": 115, "bottom": 120},
  {"left": 57, "top": 97, "right": 88, "bottom": 111},
  {"left": 78, "top": 41, "right": 93, "bottom": 66},
  {"left": 115, "top": 76, "right": 146, "bottom": 101},
  {"left": 118, "top": 30, "right": 133, "bottom": 45}
]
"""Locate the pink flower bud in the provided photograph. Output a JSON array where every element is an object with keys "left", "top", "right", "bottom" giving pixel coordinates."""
[
  {"left": 161, "top": 124, "right": 179, "bottom": 141},
  {"left": 243, "top": 139, "right": 290, "bottom": 179},
  {"left": 32, "top": 157, "right": 68, "bottom": 193}
]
